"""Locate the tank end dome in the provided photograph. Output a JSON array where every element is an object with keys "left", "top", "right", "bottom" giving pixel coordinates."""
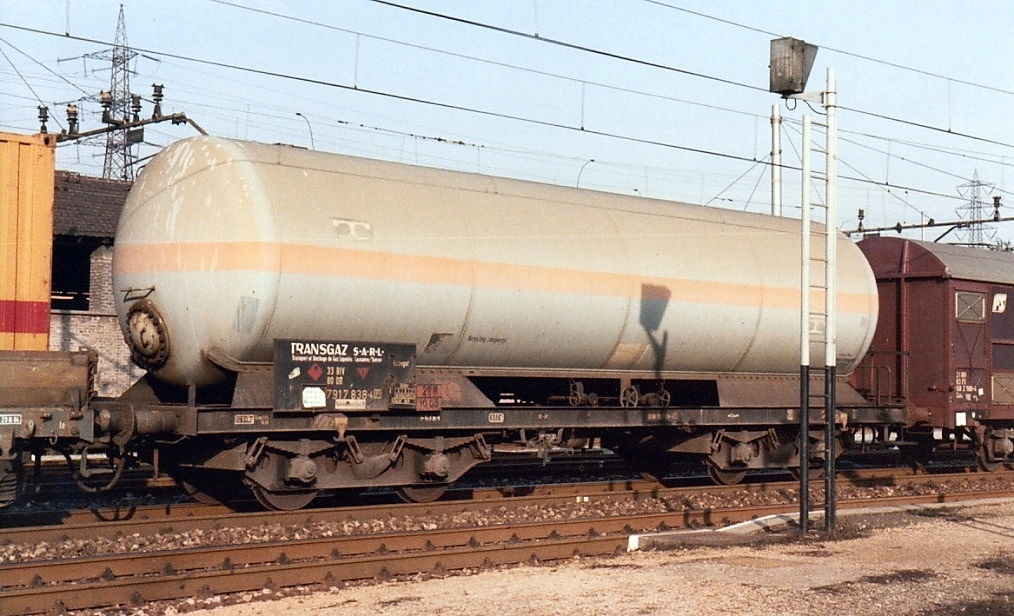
[{"left": 125, "top": 300, "right": 171, "bottom": 372}]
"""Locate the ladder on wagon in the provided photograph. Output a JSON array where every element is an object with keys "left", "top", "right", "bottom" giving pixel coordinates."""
[{"left": 797, "top": 69, "right": 839, "bottom": 535}]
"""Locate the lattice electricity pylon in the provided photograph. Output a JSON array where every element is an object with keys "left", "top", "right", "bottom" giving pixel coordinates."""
[
  {"left": 956, "top": 170, "right": 997, "bottom": 246},
  {"left": 100, "top": 5, "right": 139, "bottom": 181}
]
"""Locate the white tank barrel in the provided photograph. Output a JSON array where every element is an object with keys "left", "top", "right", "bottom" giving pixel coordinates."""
[{"left": 113, "top": 136, "right": 878, "bottom": 388}]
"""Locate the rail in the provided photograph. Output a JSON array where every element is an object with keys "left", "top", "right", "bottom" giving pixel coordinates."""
[{"left": 2, "top": 471, "right": 1010, "bottom": 615}]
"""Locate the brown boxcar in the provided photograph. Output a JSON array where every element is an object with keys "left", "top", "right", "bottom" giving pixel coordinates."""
[{"left": 855, "top": 236, "right": 1014, "bottom": 469}]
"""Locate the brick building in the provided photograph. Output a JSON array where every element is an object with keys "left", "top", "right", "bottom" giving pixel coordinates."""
[{"left": 49, "top": 170, "right": 142, "bottom": 395}]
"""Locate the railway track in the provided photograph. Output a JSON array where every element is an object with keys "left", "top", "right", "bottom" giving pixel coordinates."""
[
  {"left": 5, "top": 449, "right": 633, "bottom": 513},
  {"left": 0, "top": 447, "right": 983, "bottom": 531},
  {"left": 2, "top": 470, "right": 1010, "bottom": 615},
  {"left": 0, "top": 463, "right": 989, "bottom": 538}
]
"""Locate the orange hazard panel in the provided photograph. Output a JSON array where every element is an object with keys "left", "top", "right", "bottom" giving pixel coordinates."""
[{"left": 0, "top": 132, "right": 56, "bottom": 350}]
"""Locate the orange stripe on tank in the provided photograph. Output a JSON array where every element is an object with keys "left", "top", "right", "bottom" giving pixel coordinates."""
[{"left": 112, "top": 241, "right": 874, "bottom": 313}]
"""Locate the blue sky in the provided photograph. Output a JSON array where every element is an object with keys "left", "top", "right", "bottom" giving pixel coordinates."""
[{"left": 2, "top": 0, "right": 1013, "bottom": 244}]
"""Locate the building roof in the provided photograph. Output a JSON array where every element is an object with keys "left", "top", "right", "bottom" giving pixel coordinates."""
[{"left": 53, "top": 170, "right": 131, "bottom": 238}]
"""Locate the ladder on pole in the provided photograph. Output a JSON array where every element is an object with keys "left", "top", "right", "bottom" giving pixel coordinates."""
[{"left": 799, "top": 68, "right": 838, "bottom": 535}]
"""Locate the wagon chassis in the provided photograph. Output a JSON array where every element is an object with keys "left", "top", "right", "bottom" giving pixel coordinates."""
[{"left": 90, "top": 349, "right": 908, "bottom": 509}]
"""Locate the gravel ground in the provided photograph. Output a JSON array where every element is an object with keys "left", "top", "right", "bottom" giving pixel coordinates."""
[
  {"left": 8, "top": 474, "right": 1009, "bottom": 565},
  {"left": 166, "top": 499, "right": 1013, "bottom": 616}
]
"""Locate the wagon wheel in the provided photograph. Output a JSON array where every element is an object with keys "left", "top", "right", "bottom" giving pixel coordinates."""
[
  {"left": 250, "top": 485, "right": 318, "bottom": 511},
  {"left": 619, "top": 386, "right": 639, "bottom": 408},
  {"left": 976, "top": 455, "right": 1001, "bottom": 473},
  {"left": 972, "top": 430, "right": 1009, "bottom": 473},
  {"left": 975, "top": 446, "right": 1002, "bottom": 473},
  {"left": 396, "top": 484, "right": 448, "bottom": 503},
  {"left": 705, "top": 461, "right": 747, "bottom": 485}
]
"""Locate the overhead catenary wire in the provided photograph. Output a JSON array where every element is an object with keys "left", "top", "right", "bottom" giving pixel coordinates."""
[
  {"left": 0, "top": 20, "right": 994, "bottom": 210},
  {"left": 0, "top": 6, "right": 1011, "bottom": 226},
  {"left": 364, "top": 1, "right": 1014, "bottom": 229},
  {"left": 368, "top": 0, "right": 768, "bottom": 94},
  {"left": 0, "top": 39, "right": 66, "bottom": 131},
  {"left": 0, "top": 21, "right": 770, "bottom": 168},
  {"left": 370, "top": 0, "right": 1014, "bottom": 150},
  {"left": 210, "top": 0, "right": 1014, "bottom": 179},
  {"left": 647, "top": 0, "right": 1014, "bottom": 99},
  {"left": 208, "top": 0, "right": 765, "bottom": 125},
  {"left": 3, "top": 12, "right": 1013, "bottom": 160}
]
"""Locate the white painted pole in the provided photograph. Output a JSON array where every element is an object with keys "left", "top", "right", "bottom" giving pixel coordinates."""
[
  {"left": 799, "top": 114, "right": 812, "bottom": 534},
  {"left": 824, "top": 68, "right": 837, "bottom": 371},
  {"left": 800, "top": 115, "right": 811, "bottom": 368},
  {"left": 772, "top": 105, "right": 782, "bottom": 216},
  {"left": 822, "top": 67, "right": 838, "bottom": 534}
]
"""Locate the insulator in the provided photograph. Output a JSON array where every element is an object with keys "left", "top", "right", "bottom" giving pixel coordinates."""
[
  {"left": 130, "top": 94, "right": 141, "bottom": 122},
  {"left": 66, "top": 104, "right": 79, "bottom": 136},
  {"left": 37, "top": 105, "right": 49, "bottom": 134},
  {"left": 151, "top": 83, "right": 164, "bottom": 118}
]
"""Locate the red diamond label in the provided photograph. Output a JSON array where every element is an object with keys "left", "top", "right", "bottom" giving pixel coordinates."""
[{"left": 308, "top": 363, "right": 324, "bottom": 381}]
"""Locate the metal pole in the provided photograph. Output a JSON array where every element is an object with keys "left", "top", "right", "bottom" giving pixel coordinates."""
[
  {"left": 823, "top": 68, "right": 838, "bottom": 534},
  {"left": 799, "top": 114, "right": 812, "bottom": 535},
  {"left": 577, "top": 159, "right": 595, "bottom": 187},
  {"left": 771, "top": 105, "right": 782, "bottom": 216},
  {"left": 295, "top": 112, "right": 315, "bottom": 150},
  {"left": 799, "top": 373, "right": 810, "bottom": 536}
]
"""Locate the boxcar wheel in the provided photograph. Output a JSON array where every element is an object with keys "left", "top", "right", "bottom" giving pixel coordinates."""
[{"left": 976, "top": 449, "right": 1002, "bottom": 473}]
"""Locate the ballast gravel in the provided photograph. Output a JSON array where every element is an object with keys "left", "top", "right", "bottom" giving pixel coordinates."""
[
  {"left": 4, "top": 475, "right": 1011, "bottom": 615},
  {"left": 2, "top": 474, "right": 1007, "bottom": 563},
  {"left": 74, "top": 498, "right": 1014, "bottom": 616}
]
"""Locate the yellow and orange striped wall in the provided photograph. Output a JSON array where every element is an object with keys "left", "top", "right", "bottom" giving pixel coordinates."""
[{"left": 0, "top": 132, "right": 56, "bottom": 350}]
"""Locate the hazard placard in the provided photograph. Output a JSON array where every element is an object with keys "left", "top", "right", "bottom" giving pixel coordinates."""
[{"left": 273, "top": 339, "right": 417, "bottom": 412}]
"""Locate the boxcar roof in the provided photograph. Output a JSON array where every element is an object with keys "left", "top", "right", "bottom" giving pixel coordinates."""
[{"left": 858, "top": 236, "right": 1014, "bottom": 286}]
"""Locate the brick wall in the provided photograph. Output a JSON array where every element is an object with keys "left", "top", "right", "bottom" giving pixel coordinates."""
[
  {"left": 48, "top": 245, "right": 142, "bottom": 397},
  {"left": 89, "top": 245, "right": 115, "bottom": 314},
  {"left": 49, "top": 310, "right": 142, "bottom": 396}
]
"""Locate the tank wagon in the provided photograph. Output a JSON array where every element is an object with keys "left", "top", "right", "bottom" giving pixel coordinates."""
[
  {"left": 853, "top": 236, "right": 1014, "bottom": 471},
  {"left": 3, "top": 134, "right": 946, "bottom": 511},
  {"left": 90, "top": 136, "right": 894, "bottom": 508},
  {"left": 113, "top": 137, "right": 881, "bottom": 387}
]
